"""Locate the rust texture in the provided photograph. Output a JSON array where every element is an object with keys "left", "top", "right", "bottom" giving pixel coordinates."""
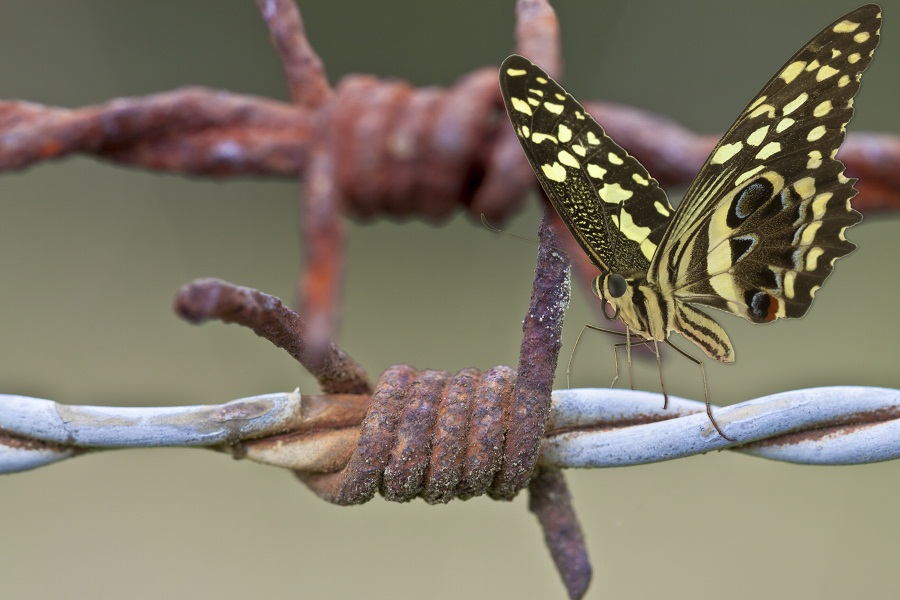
[
  {"left": 529, "top": 467, "right": 592, "bottom": 600},
  {"left": 174, "top": 278, "right": 371, "bottom": 395},
  {"left": 255, "top": 0, "right": 332, "bottom": 108},
  {"left": 491, "top": 210, "right": 570, "bottom": 500},
  {"left": 296, "top": 365, "right": 519, "bottom": 505},
  {"left": 254, "top": 0, "right": 342, "bottom": 361}
]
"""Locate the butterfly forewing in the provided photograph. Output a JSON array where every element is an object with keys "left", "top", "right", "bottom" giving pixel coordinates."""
[
  {"left": 651, "top": 4, "right": 880, "bottom": 323},
  {"left": 499, "top": 54, "right": 674, "bottom": 275}
]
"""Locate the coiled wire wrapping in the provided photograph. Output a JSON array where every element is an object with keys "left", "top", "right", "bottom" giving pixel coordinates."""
[{"left": 2, "top": 384, "right": 897, "bottom": 476}]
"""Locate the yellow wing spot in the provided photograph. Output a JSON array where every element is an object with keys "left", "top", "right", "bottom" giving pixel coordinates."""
[
  {"left": 779, "top": 61, "right": 806, "bottom": 84},
  {"left": 755, "top": 141, "right": 781, "bottom": 160},
  {"left": 531, "top": 132, "right": 558, "bottom": 145},
  {"left": 807, "top": 125, "right": 826, "bottom": 142},
  {"left": 813, "top": 100, "right": 833, "bottom": 117},
  {"left": 653, "top": 200, "right": 671, "bottom": 217},
  {"left": 557, "top": 150, "right": 579, "bottom": 169},
  {"left": 747, "top": 125, "right": 769, "bottom": 146},
  {"left": 586, "top": 131, "right": 601, "bottom": 145},
  {"left": 784, "top": 271, "right": 797, "bottom": 299},
  {"left": 505, "top": 67, "right": 527, "bottom": 76},
  {"left": 587, "top": 163, "right": 607, "bottom": 180},
  {"left": 800, "top": 221, "right": 821, "bottom": 245},
  {"left": 807, "top": 150, "right": 823, "bottom": 169},
  {"left": 632, "top": 173, "right": 649, "bottom": 186},
  {"left": 608, "top": 152, "right": 624, "bottom": 165},
  {"left": 831, "top": 48, "right": 842, "bottom": 59},
  {"left": 805, "top": 59, "right": 821, "bottom": 72},
  {"left": 541, "top": 162, "right": 567, "bottom": 182},
  {"left": 528, "top": 88, "right": 544, "bottom": 97},
  {"left": 746, "top": 95, "right": 768, "bottom": 113},
  {"left": 805, "top": 247, "right": 825, "bottom": 271},
  {"left": 735, "top": 165, "right": 765, "bottom": 186},
  {"left": 809, "top": 284, "right": 821, "bottom": 299},
  {"left": 854, "top": 31, "right": 871, "bottom": 43},
  {"left": 833, "top": 19, "right": 860, "bottom": 33},
  {"left": 812, "top": 192, "right": 832, "bottom": 219},
  {"left": 616, "top": 207, "right": 652, "bottom": 244},
  {"left": 520, "top": 126, "right": 531, "bottom": 139},
  {"left": 837, "top": 172, "right": 850, "bottom": 184},
  {"left": 749, "top": 103, "right": 776, "bottom": 119},
  {"left": 775, "top": 118, "right": 795, "bottom": 133},
  {"left": 794, "top": 176, "right": 816, "bottom": 199},
  {"left": 574, "top": 111, "right": 585, "bottom": 120},
  {"left": 536, "top": 76, "right": 548, "bottom": 84},
  {"left": 838, "top": 225, "right": 848, "bottom": 242},
  {"left": 572, "top": 144, "right": 586, "bottom": 157},
  {"left": 557, "top": 124, "right": 573, "bottom": 143},
  {"left": 510, "top": 97, "right": 533, "bottom": 116},
  {"left": 816, "top": 65, "right": 839, "bottom": 81},
  {"left": 543, "top": 102, "right": 564, "bottom": 114},
  {"left": 711, "top": 141, "right": 744, "bottom": 165},
  {"left": 838, "top": 74, "right": 851, "bottom": 87},
  {"left": 598, "top": 183, "right": 633, "bottom": 204},
  {"left": 528, "top": 97, "right": 540, "bottom": 106},
  {"left": 554, "top": 93, "right": 565, "bottom": 101},
  {"left": 782, "top": 92, "right": 808, "bottom": 115},
  {"left": 848, "top": 52, "right": 861, "bottom": 64},
  {"left": 639, "top": 238, "right": 657, "bottom": 261}
]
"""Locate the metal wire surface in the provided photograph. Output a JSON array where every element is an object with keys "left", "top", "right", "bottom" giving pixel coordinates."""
[{"left": 2, "top": 385, "right": 896, "bottom": 475}]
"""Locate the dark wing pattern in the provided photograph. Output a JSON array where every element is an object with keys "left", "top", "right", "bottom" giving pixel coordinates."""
[
  {"left": 650, "top": 4, "right": 880, "bottom": 323},
  {"left": 499, "top": 54, "right": 674, "bottom": 275}
]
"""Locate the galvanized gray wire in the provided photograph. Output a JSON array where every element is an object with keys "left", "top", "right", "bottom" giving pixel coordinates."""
[{"left": 0, "top": 385, "right": 897, "bottom": 475}]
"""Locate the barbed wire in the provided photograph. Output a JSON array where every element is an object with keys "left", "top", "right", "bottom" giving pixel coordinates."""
[
  {"left": 3, "top": 385, "right": 897, "bottom": 476},
  {"left": 2, "top": 0, "right": 897, "bottom": 598}
]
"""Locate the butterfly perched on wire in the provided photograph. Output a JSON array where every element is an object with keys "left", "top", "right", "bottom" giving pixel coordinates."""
[{"left": 499, "top": 5, "right": 881, "bottom": 438}]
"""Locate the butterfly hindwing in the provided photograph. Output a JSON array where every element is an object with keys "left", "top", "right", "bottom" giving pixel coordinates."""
[
  {"left": 499, "top": 54, "right": 674, "bottom": 274},
  {"left": 652, "top": 4, "right": 880, "bottom": 323}
]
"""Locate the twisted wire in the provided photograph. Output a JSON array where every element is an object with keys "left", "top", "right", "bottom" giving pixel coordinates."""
[{"left": 2, "top": 385, "right": 898, "bottom": 476}]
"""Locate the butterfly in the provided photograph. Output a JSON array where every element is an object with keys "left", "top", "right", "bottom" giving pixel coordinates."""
[{"left": 499, "top": 5, "right": 881, "bottom": 438}]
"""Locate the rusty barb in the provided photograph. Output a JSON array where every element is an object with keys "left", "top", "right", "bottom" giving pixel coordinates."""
[{"left": 2, "top": 1, "right": 900, "bottom": 599}]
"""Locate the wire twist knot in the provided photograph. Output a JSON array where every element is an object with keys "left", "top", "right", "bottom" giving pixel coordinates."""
[{"left": 297, "top": 364, "right": 522, "bottom": 505}]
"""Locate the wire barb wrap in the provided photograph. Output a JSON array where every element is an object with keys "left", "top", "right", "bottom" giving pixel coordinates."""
[{"left": 296, "top": 364, "right": 518, "bottom": 505}]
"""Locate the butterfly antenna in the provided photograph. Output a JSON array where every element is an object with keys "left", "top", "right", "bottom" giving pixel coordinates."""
[{"left": 480, "top": 213, "right": 594, "bottom": 266}]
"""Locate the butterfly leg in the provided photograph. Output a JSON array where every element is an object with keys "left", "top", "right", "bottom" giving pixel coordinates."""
[
  {"left": 610, "top": 337, "right": 657, "bottom": 390},
  {"left": 664, "top": 340, "right": 734, "bottom": 442},
  {"left": 652, "top": 337, "right": 668, "bottom": 409},
  {"left": 569, "top": 324, "right": 630, "bottom": 388},
  {"left": 625, "top": 327, "right": 634, "bottom": 390}
]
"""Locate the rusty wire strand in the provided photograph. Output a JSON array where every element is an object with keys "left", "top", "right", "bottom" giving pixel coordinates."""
[
  {"left": 174, "top": 278, "right": 371, "bottom": 395},
  {"left": 1, "top": 85, "right": 897, "bottom": 214}
]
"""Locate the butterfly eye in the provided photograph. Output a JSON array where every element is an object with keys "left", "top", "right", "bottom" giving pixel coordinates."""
[{"left": 606, "top": 273, "right": 627, "bottom": 299}]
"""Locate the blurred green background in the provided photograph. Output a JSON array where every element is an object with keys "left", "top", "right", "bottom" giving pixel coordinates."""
[{"left": 0, "top": 1, "right": 898, "bottom": 599}]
